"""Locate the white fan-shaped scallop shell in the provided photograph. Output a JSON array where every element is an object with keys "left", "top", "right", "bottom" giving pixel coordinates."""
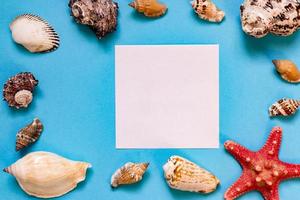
[
  {"left": 4, "top": 151, "right": 91, "bottom": 198},
  {"left": 10, "top": 14, "right": 60, "bottom": 53},
  {"left": 163, "top": 155, "right": 220, "bottom": 194}
]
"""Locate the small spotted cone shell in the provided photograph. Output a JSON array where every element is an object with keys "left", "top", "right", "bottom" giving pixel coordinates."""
[
  {"left": 10, "top": 14, "right": 60, "bottom": 53},
  {"left": 272, "top": 60, "right": 300, "bottom": 83},
  {"left": 163, "top": 155, "right": 220, "bottom": 194},
  {"left": 129, "top": 0, "right": 167, "bottom": 17},
  {"left": 16, "top": 118, "right": 43, "bottom": 151},
  {"left": 269, "top": 98, "right": 300, "bottom": 117},
  {"left": 111, "top": 162, "right": 149, "bottom": 188},
  {"left": 191, "top": 0, "right": 225, "bottom": 23},
  {"left": 3, "top": 72, "right": 38, "bottom": 109}
]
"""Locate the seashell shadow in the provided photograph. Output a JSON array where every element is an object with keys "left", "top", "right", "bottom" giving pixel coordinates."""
[
  {"left": 190, "top": 10, "right": 225, "bottom": 25},
  {"left": 110, "top": 171, "right": 150, "bottom": 192}
]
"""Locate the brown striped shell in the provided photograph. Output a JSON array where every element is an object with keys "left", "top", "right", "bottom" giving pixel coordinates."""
[
  {"left": 111, "top": 162, "right": 149, "bottom": 187},
  {"left": 3, "top": 72, "right": 38, "bottom": 109},
  {"left": 69, "top": 0, "right": 118, "bottom": 39},
  {"left": 191, "top": 0, "right": 225, "bottom": 23},
  {"left": 163, "top": 155, "right": 220, "bottom": 194},
  {"left": 273, "top": 60, "right": 300, "bottom": 83},
  {"left": 10, "top": 14, "right": 60, "bottom": 53},
  {"left": 129, "top": 0, "right": 167, "bottom": 17},
  {"left": 269, "top": 98, "right": 300, "bottom": 117},
  {"left": 16, "top": 118, "right": 43, "bottom": 151}
]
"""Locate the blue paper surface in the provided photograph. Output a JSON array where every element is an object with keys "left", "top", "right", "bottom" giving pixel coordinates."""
[{"left": 1, "top": 0, "right": 300, "bottom": 199}]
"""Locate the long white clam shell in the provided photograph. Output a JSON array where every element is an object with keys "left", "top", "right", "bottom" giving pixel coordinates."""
[
  {"left": 4, "top": 151, "right": 91, "bottom": 198},
  {"left": 163, "top": 155, "right": 220, "bottom": 193}
]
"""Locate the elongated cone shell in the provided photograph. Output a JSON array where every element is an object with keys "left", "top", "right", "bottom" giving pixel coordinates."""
[
  {"left": 10, "top": 14, "right": 60, "bottom": 53},
  {"left": 3, "top": 152, "right": 91, "bottom": 198},
  {"left": 273, "top": 60, "right": 300, "bottom": 83},
  {"left": 111, "top": 162, "right": 149, "bottom": 187},
  {"left": 163, "top": 155, "right": 220, "bottom": 194},
  {"left": 191, "top": 0, "right": 225, "bottom": 23},
  {"left": 16, "top": 118, "right": 43, "bottom": 151},
  {"left": 269, "top": 98, "right": 300, "bottom": 117},
  {"left": 129, "top": 0, "right": 167, "bottom": 17}
]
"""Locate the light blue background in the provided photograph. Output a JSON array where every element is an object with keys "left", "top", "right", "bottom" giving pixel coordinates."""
[{"left": 1, "top": 0, "right": 300, "bottom": 199}]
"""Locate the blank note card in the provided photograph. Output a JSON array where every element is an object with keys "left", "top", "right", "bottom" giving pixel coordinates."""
[{"left": 115, "top": 45, "right": 219, "bottom": 148}]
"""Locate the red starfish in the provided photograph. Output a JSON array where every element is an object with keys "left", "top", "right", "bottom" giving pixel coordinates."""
[{"left": 224, "top": 127, "right": 300, "bottom": 200}]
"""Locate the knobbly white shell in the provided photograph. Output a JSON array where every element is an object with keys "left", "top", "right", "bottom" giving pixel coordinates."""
[
  {"left": 111, "top": 162, "right": 149, "bottom": 188},
  {"left": 163, "top": 155, "right": 220, "bottom": 193},
  {"left": 10, "top": 14, "right": 60, "bottom": 53},
  {"left": 191, "top": 0, "right": 225, "bottom": 23},
  {"left": 4, "top": 151, "right": 91, "bottom": 198},
  {"left": 240, "top": 0, "right": 300, "bottom": 38}
]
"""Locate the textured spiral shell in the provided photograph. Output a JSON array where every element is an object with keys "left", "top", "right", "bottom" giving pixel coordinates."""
[
  {"left": 3, "top": 72, "right": 38, "bottom": 109},
  {"left": 269, "top": 98, "right": 300, "bottom": 117},
  {"left": 69, "top": 0, "right": 118, "bottom": 38},
  {"left": 16, "top": 118, "right": 43, "bottom": 151}
]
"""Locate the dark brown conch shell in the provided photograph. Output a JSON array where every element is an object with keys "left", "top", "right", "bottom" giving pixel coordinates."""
[
  {"left": 3, "top": 72, "right": 38, "bottom": 109},
  {"left": 16, "top": 118, "right": 43, "bottom": 151},
  {"left": 69, "top": 0, "right": 118, "bottom": 39}
]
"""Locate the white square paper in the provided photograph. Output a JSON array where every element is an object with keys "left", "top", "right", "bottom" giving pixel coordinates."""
[{"left": 115, "top": 45, "right": 219, "bottom": 148}]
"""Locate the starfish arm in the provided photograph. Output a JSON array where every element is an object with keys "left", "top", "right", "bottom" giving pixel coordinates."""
[
  {"left": 260, "top": 183, "right": 279, "bottom": 200},
  {"left": 224, "top": 172, "right": 255, "bottom": 200},
  {"left": 281, "top": 162, "right": 300, "bottom": 179},
  {"left": 259, "top": 127, "right": 282, "bottom": 158},
  {"left": 224, "top": 140, "right": 255, "bottom": 167}
]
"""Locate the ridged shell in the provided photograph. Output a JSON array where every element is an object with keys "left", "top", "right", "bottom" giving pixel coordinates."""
[
  {"left": 269, "top": 98, "right": 300, "bottom": 117},
  {"left": 191, "top": 0, "right": 225, "bottom": 23},
  {"left": 240, "top": 0, "right": 300, "bottom": 38},
  {"left": 163, "top": 155, "right": 220, "bottom": 194},
  {"left": 111, "top": 162, "right": 149, "bottom": 188},
  {"left": 3, "top": 151, "right": 91, "bottom": 198},
  {"left": 69, "top": 0, "right": 118, "bottom": 38},
  {"left": 129, "top": 0, "right": 167, "bottom": 18},
  {"left": 3, "top": 72, "right": 38, "bottom": 109},
  {"left": 10, "top": 14, "right": 60, "bottom": 53},
  {"left": 273, "top": 60, "right": 300, "bottom": 83},
  {"left": 16, "top": 118, "right": 43, "bottom": 151}
]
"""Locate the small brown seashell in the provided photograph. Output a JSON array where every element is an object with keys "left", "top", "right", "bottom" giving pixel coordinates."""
[
  {"left": 269, "top": 98, "right": 300, "bottom": 117},
  {"left": 69, "top": 0, "right": 118, "bottom": 39},
  {"left": 3, "top": 72, "right": 38, "bottom": 109},
  {"left": 16, "top": 118, "right": 43, "bottom": 151},
  {"left": 272, "top": 60, "right": 300, "bottom": 83},
  {"left": 191, "top": 0, "right": 225, "bottom": 23},
  {"left": 129, "top": 0, "right": 167, "bottom": 18},
  {"left": 111, "top": 162, "right": 149, "bottom": 188},
  {"left": 10, "top": 14, "right": 60, "bottom": 53}
]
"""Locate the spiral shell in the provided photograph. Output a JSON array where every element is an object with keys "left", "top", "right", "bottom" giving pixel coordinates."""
[
  {"left": 269, "top": 98, "right": 300, "bottom": 117},
  {"left": 10, "top": 14, "right": 60, "bottom": 53},
  {"left": 111, "top": 162, "right": 149, "bottom": 188},
  {"left": 129, "top": 0, "right": 167, "bottom": 18},
  {"left": 3, "top": 151, "right": 91, "bottom": 198},
  {"left": 3, "top": 72, "right": 38, "bottom": 109},
  {"left": 163, "top": 155, "right": 220, "bottom": 194},
  {"left": 240, "top": 0, "right": 300, "bottom": 38},
  {"left": 191, "top": 0, "right": 225, "bottom": 23},
  {"left": 69, "top": 0, "right": 118, "bottom": 38},
  {"left": 16, "top": 118, "right": 43, "bottom": 151},
  {"left": 273, "top": 60, "right": 300, "bottom": 83}
]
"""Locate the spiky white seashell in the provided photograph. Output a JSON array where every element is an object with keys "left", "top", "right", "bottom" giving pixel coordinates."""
[
  {"left": 10, "top": 14, "right": 60, "bottom": 53},
  {"left": 163, "top": 155, "right": 220, "bottom": 194},
  {"left": 4, "top": 151, "right": 91, "bottom": 198},
  {"left": 111, "top": 162, "right": 149, "bottom": 188}
]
